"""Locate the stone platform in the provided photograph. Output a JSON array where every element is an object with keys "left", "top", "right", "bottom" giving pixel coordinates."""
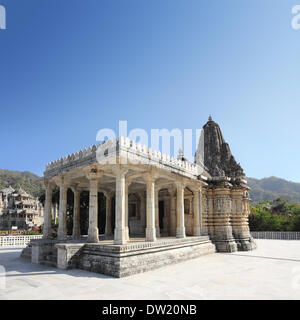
[{"left": 23, "top": 236, "right": 216, "bottom": 278}]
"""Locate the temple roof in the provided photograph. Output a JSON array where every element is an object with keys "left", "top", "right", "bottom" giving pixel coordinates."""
[
  {"left": 195, "top": 116, "right": 245, "bottom": 178},
  {"left": 0, "top": 186, "right": 34, "bottom": 198},
  {"left": 13, "top": 188, "right": 33, "bottom": 198},
  {"left": 0, "top": 186, "right": 15, "bottom": 194}
]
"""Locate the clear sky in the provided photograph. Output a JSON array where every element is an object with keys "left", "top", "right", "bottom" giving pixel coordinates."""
[{"left": 0, "top": 0, "right": 299, "bottom": 181}]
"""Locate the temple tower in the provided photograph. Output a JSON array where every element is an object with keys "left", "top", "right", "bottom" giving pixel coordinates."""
[{"left": 195, "top": 116, "right": 256, "bottom": 252}]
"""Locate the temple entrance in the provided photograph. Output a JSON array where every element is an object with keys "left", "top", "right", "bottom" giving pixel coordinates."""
[
  {"left": 159, "top": 200, "right": 164, "bottom": 230},
  {"left": 129, "top": 193, "right": 143, "bottom": 237}
]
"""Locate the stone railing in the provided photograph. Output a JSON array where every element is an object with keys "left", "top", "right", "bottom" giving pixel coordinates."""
[
  {"left": 45, "top": 137, "right": 204, "bottom": 179},
  {"left": 0, "top": 235, "right": 43, "bottom": 247},
  {"left": 251, "top": 231, "right": 300, "bottom": 240}
]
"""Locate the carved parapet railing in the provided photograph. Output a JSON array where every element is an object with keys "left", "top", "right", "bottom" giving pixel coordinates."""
[{"left": 44, "top": 136, "right": 204, "bottom": 180}]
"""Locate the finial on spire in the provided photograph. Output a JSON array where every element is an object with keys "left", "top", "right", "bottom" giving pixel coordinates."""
[
  {"left": 178, "top": 148, "right": 183, "bottom": 158},
  {"left": 177, "top": 148, "right": 186, "bottom": 161},
  {"left": 208, "top": 115, "right": 212, "bottom": 121}
]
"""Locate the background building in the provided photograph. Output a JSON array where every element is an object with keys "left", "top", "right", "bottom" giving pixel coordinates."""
[{"left": 0, "top": 187, "right": 44, "bottom": 230}]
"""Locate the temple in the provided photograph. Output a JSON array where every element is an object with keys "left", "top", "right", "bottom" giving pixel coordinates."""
[
  {"left": 0, "top": 187, "right": 44, "bottom": 230},
  {"left": 22, "top": 117, "right": 256, "bottom": 277}
]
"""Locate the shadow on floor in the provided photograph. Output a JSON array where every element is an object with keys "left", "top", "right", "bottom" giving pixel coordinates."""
[{"left": 1, "top": 248, "right": 116, "bottom": 280}]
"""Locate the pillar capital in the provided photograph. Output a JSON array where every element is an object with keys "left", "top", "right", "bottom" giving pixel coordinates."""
[
  {"left": 144, "top": 173, "right": 156, "bottom": 184},
  {"left": 175, "top": 179, "right": 187, "bottom": 189},
  {"left": 43, "top": 178, "right": 55, "bottom": 190},
  {"left": 84, "top": 167, "right": 104, "bottom": 181},
  {"left": 125, "top": 177, "right": 134, "bottom": 187},
  {"left": 189, "top": 182, "right": 201, "bottom": 193},
  {"left": 70, "top": 184, "right": 82, "bottom": 194},
  {"left": 53, "top": 175, "right": 71, "bottom": 188},
  {"left": 103, "top": 190, "right": 114, "bottom": 199},
  {"left": 112, "top": 166, "right": 128, "bottom": 177}
]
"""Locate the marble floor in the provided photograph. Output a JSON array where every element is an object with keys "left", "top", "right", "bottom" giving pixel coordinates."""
[{"left": 0, "top": 239, "right": 300, "bottom": 300}]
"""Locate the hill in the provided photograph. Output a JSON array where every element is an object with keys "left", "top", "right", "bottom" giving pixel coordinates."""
[
  {"left": 0, "top": 169, "right": 43, "bottom": 197},
  {"left": 247, "top": 176, "right": 300, "bottom": 203}
]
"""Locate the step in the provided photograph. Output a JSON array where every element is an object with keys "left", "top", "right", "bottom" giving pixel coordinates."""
[{"left": 40, "top": 260, "right": 57, "bottom": 268}]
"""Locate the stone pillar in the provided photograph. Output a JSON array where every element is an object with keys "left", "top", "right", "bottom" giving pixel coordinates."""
[
  {"left": 139, "top": 191, "right": 146, "bottom": 229},
  {"left": 155, "top": 187, "right": 160, "bottom": 237},
  {"left": 72, "top": 187, "right": 81, "bottom": 240},
  {"left": 145, "top": 177, "right": 156, "bottom": 242},
  {"left": 231, "top": 188, "right": 256, "bottom": 251},
  {"left": 114, "top": 168, "right": 127, "bottom": 245},
  {"left": 125, "top": 182, "right": 130, "bottom": 240},
  {"left": 43, "top": 180, "right": 53, "bottom": 239},
  {"left": 212, "top": 187, "right": 237, "bottom": 252},
  {"left": 104, "top": 192, "right": 112, "bottom": 236},
  {"left": 199, "top": 188, "right": 208, "bottom": 235},
  {"left": 53, "top": 202, "right": 58, "bottom": 224},
  {"left": 193, "top": 189, "right": 201, "bottom": 236},
  {"left": 87, "top": 179, "right": 99, "bottom": 243},
  {"left": 206, "top": 189, "right": 215, "bottom": 237},
  {"left": 58, "top": 183, "right": 68, "bottom": 241},
  {"left": 163, "top": 198, "right": 170, "bottom": 235},
  {"left": 170, "top": 193, "right": 176, "bottom": 237},
  {"left": 176, "top": 182, "right": 186, "bottom": 238}
]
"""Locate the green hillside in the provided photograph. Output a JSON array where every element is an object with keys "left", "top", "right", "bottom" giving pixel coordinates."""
[
  {"left": 247, "top": 176, "right": 300, "bottom": 203},
  {"left": 0, "top": 169, "right": 43, "bottom": 197}
]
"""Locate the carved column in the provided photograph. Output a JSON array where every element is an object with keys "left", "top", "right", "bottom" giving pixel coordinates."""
[
  {"left": 212, "top": 186, "right": 237, "bottom": 252},
  {"left": 193, "top": 189, "right": 201, "bottom": 236},
  {"left": 206, "top": 188, "right": 215, "bottom": 237},
  {"left": 113, "top": 168, "right": 127, "bottom": 245},
  {"left": 58, "top": 180, "right": 68, "bottom": 241},
  {"left": 53, "top": 202, "right": 58, "bottom": 225},
  {"left": 169, "top": 192, "right": 176, "bottom": 237},
  {"left": 87, "top": 178, "right": 99, "bottom": 243},
  {"left": 71, "top": 186, "right": 81, "bottom": 240},
  {"left": 43, "top": 180, "right": 53, "bottom": 239},
  {"left": 104, "top": 192, "right": 112, "bottom": 236},
  {"left": 163, "top": 197, "right": 170, "bottom": 235},
  {"left": 176, "top": 182, "right": 186, "bottom": 238},
  {"left": 139, "top": 191, "right": 146, "bottom": 230},
  {"left": 231, "top": 187, "right": 256, "bottom": 251},
  {"left": 145, "top": 176, "right": 156, "bottom": 241},
  {"left": 155, "top": 187, "right": 160, "bottom": 237},
  {"left": 125, "top": 181, "right": 131, "bottom": 240},
  {"left": 199, "top": 187, "right": 208, "bottom": 235}
]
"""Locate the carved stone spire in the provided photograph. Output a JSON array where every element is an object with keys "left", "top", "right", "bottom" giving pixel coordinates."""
[{"left": 195, "top": 117, "right": 245, "bottom": 178}]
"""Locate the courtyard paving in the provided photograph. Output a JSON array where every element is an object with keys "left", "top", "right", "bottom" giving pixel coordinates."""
[{"left": 0, "top": 239, "right": 300, "bottom": 300}]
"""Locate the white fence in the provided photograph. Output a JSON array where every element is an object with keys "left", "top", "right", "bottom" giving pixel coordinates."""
[
  {"left": 251, "top": 231, "right": 300, "bottom": 240},
  {"left": 0, "top": 235, "right": 43, "bottom": 247}
]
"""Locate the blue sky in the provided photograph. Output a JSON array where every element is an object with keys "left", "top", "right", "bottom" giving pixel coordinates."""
[{"left": 0, "top": 0, "right": 299, "bottom": 181}]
